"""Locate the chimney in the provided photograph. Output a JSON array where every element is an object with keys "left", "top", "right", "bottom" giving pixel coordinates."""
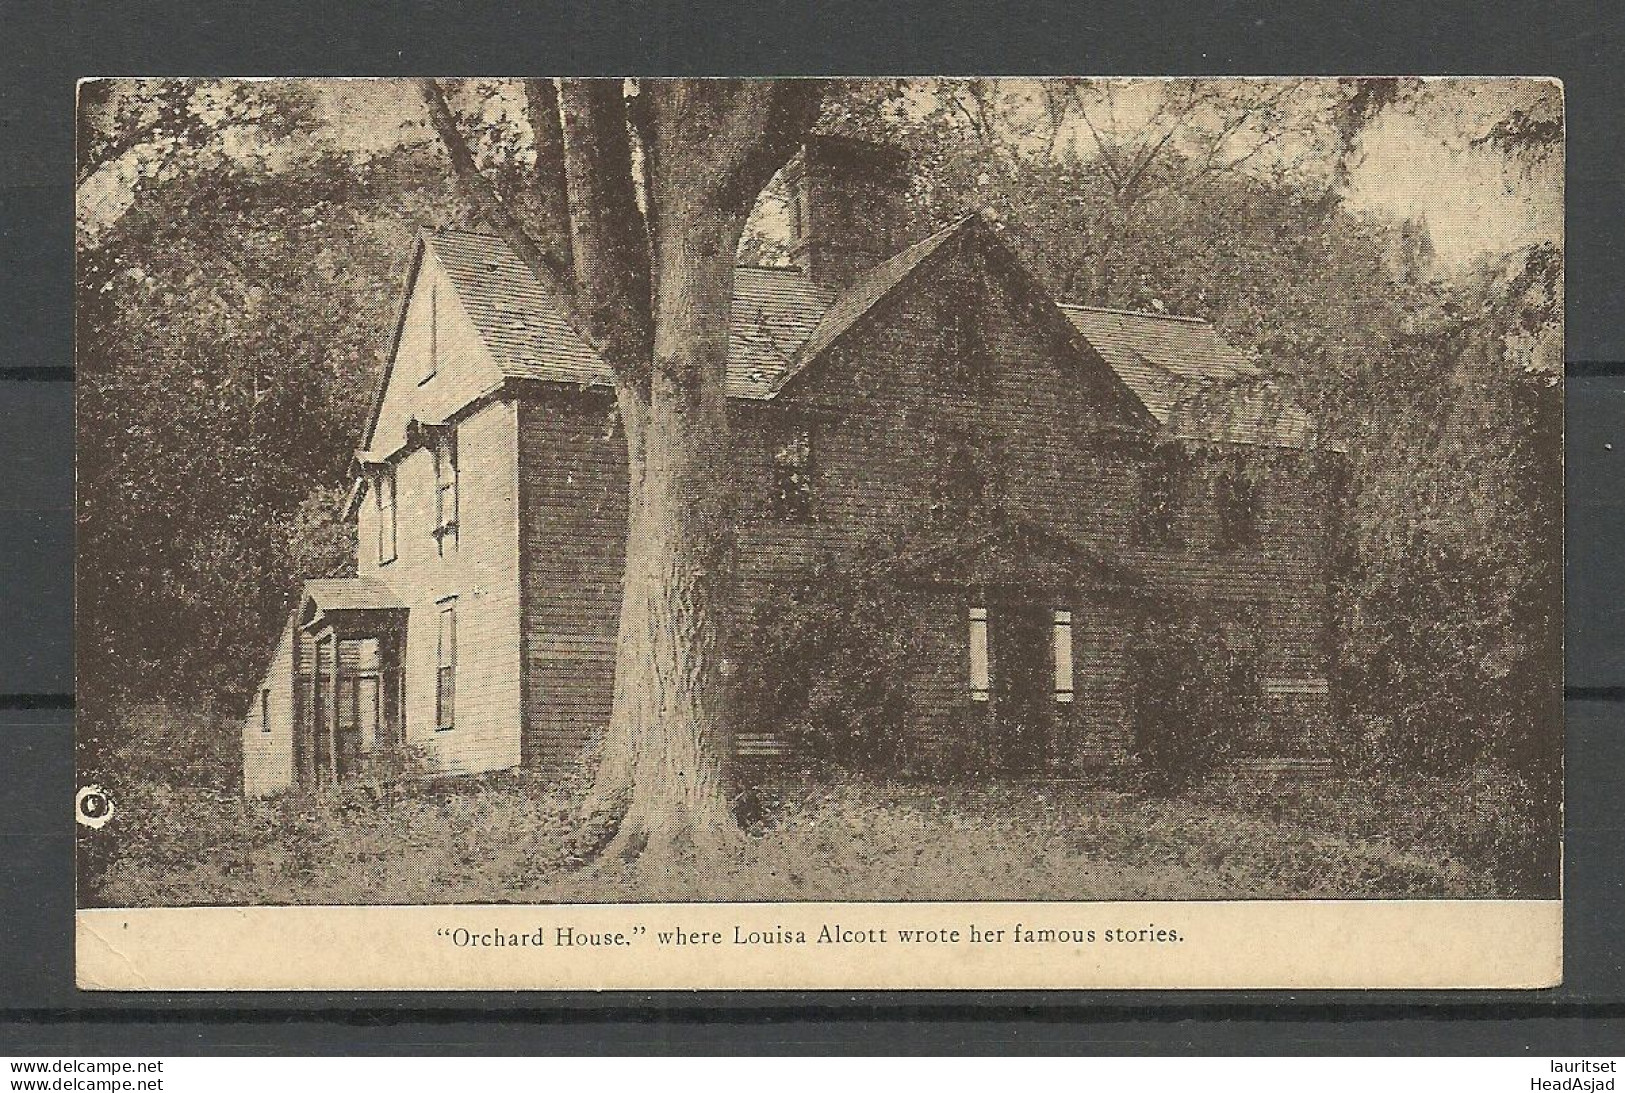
[{"left": 782, "top": 136, "right": 912, "bottom": 287}]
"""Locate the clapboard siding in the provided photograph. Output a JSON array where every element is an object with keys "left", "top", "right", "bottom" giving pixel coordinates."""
[
  {"left": 367, "top": 248, "right": 504, "bottom": 459},
  {"left": 357, "top": 398, "right": 523, "bottom": 776},
  {"left": 242, "top": 616, "right": 298, "bottom": 795}
]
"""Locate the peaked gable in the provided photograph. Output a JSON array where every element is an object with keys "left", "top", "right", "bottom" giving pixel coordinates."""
[
  {"left": 358, "top": 236, "right": 507, "bottom": 460},
  {"left": 350, "top": 221, "right": 1314, "bottom": 477}
]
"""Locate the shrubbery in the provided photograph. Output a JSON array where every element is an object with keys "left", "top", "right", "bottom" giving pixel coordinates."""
[
  {"left": 734, "top": 543, "right": 921, "bottom": 773},
  {"left": 1128, "top": 601, "right": 1259, "bottom": 792}
]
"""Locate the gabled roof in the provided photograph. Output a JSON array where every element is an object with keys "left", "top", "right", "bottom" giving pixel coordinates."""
[
  {"left": 1059, "top": 304, "right": 1314, "bottom": 447},
  {"left": 374, "top": 225, "right": 1312, "bottom": 448},
  {"left": 767, "top": 216, "right": 971, "bottom": 394},
  {"left": 428, "top": 228, "right": 839, "bottom": 400}
]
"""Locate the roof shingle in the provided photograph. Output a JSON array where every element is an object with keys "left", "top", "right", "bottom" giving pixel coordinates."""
[
  {"left": 1059, "top": 304, "right": 1313, "bottom": 446},
  {"left": 420, "top": 228, "right": 1312, "bottom": 446}
]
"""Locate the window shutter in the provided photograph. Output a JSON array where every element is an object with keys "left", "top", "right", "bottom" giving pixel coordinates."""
[
  {"left": 436, "top": 602, "right": 456, "bottom": 730},
  {"left": 376, "top": 466, "right": 397, "bottom": 564},
  {"left": 1053, "top": 609, "right": 1074, "bottom": 702},
  {"left": 969, "top": 606, "right": 990, "bottom": 702}
]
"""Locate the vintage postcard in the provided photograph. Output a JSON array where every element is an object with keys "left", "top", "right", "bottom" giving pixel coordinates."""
[{"left": 75, "top": 76, "right": 1563, "bottom": 990}]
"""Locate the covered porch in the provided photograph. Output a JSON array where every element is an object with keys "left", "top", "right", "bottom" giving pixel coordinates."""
[
  {"left": 293, "top": 578, "right": 409, "bottom": 788},
  {"left": 895, "top": 513, "right": 1149, "bottom": 776}
]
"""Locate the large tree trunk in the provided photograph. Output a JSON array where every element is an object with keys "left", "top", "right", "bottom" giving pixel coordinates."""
[
  {"left": 595, "top": 210, "right": 746, "bottom": 861},
  {"left": 590, "top": 82, "right": 816, "bottom": 861},
  {"left": 421, "top": 77, "right": 821, "bottom": 865}
]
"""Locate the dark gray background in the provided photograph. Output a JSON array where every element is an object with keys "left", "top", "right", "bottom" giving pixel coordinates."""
[{"left": 3, "top": 0, "right": 1622, "bottom": 1054}]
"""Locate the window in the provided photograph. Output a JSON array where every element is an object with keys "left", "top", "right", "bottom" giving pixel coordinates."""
[
  {"left": 1053, "top": 609, "right": 1074, "bottom": 703},
  {"left": 1138, "top": 447, "right": 1183, "bottom": 547},
  {"left": 375, "top": 464, "right": 397, "bottom": 564},
  {"left": 791, "top": 189, "right": 807, "bottom": 246},
  {"left": 421, "top": 283, "right": 438, "bottom": 384},
  {"left": 771, "top": 426, "right": 814, "bottom": 521},
  {"left": 1215, "top": 467, "right": 1260, "bottom": 550},
  {"left": 968, "top": 606, "right": 990, "bottom": 702},
  {"left": 436, "top": 601, "right": 456, "bottom": 731},
  {"left": 433, "top": 428, "right": 458, "bottom": 554},
  {"left": 260, "top": 688, "right": 271, "bottom": 733}
]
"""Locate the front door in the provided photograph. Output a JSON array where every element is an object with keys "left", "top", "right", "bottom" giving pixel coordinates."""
[{"left": 992, "top": 602, "right": 1053, "bottom": 773}]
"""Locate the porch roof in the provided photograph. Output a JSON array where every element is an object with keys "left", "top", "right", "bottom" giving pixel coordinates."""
[
  {"left": 298, "top": 577, "right": 408, "bottom": 633},
  {"left": 890, "top": 514, "right": 1146, "bottom": 593}
]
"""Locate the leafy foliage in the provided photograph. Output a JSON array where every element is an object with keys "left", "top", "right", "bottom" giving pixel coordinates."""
[
  {"left": 77, "top": 137, "right": 469, "bottom": 771},
  {"left": 1128, "top": 600, "right": 1260, "bottom": 792},
  {"left": 735, "top": 542, "right": 922, "bottom": 773}
]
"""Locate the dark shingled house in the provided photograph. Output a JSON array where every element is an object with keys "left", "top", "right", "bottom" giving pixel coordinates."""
[{"left": 244, "top": 136, "right": 1336, "bottom": 796}]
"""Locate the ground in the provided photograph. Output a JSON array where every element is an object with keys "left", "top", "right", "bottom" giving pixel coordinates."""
[{"left": 81, "top": 766, "right": 1550, "bottom": 907}]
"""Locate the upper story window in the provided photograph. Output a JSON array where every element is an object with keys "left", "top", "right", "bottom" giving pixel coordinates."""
[
  {"left": 421, "top": 283, "right": 439, "bottom": 384},
  {"left": 432, "top": 427, "right": 458, "bottom": 555},
  {"left": 375, "top": 464, "right": 397, "bottom": 565},
  {"left": 771, "top": 425, "right": 814, "bottom": 521},
  {"left": 1214, "top": 466, "right": 1260, "bottom": 550},
  {"left": 1138, "top": 447, "right": 1184, "bottom": 547}
]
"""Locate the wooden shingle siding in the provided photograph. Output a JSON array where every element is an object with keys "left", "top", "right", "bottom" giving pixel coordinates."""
[
  {"left": 517, "top": 396, "right": 627, "bottom": 767},
  {"left": 725, "top": 250, "right": 1336, "bottom": 768},
  {"left": 513, "top": 243, "right": 1333, "bottom": 773}
]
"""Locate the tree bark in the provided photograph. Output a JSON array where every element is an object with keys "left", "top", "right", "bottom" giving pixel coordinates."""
[
  {"left": 587, "top": 81, "right": 822, "bottom": 862},
  {"left": 423, "top": 78, "right": 822, "bottom": 865}
]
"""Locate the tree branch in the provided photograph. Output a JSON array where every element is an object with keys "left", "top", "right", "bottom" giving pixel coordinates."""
[
  {"left": 520, "top": 78, "right": 574, "bottom": 267},
  {"left": 419, "top": 78, "right": 638, "bottom": 386},
  {"left": 558, "top": 78, "right": 654, "bottom": 392}
]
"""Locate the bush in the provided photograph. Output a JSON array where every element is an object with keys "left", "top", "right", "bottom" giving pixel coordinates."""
[
  {"left": 96, "top": 701, "right": 242, "bottom": 791},
  {"left": 735, "top": 545, "right": 921, "bottom": 773},
  {"left": 1128, "top": 601, "right": 1258, "bottom": 792}
]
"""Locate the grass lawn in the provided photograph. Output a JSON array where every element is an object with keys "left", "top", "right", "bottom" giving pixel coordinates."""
[{"left": 83, "top": 767, "right": 1550, "bottom": 907}]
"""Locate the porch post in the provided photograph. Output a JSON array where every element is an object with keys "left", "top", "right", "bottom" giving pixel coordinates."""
[
  {"left": 328, "top": 634, "right": 342, "bottom": 784},
  {"left": 304, "top": 633, "right": 319, "bottom": 786}
]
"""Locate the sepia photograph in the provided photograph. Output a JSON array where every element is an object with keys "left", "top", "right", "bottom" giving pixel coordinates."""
[{"left": 74, "top": 77, "right": 1561, "bottom": 941}]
